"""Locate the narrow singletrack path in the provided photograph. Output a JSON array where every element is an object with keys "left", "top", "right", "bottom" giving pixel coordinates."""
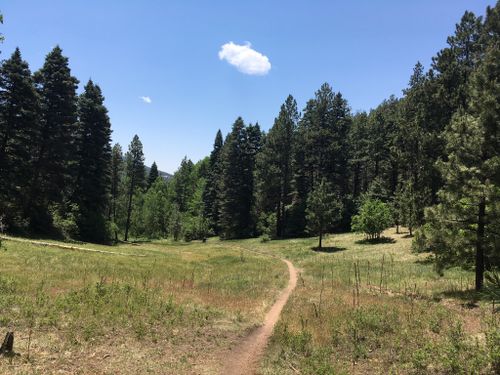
[{"left": 222, "top": 257, "right": 297, "bottom": 375}]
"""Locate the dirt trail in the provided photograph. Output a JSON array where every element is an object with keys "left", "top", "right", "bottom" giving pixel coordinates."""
[{"left": 222, "top": 258, "right": 297, "bottom": 375}]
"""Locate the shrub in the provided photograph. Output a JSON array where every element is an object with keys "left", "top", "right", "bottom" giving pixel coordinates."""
[
  {"left": 351, "top": 199, "right": 392, "bottom": 240},
  {"left": 51, "top": 204, "right": 80, "bottom": 239},
  {"left": 257, "top": 212, "right": 277, "bottom": 239}
]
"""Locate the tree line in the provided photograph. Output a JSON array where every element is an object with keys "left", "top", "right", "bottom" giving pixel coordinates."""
[{"left": 0, "top": 3, "right": 498, "bottom": 289}]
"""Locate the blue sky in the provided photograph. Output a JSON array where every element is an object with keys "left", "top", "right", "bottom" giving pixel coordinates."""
[{"left": 1, "top": 0, "right": 495, "bottom": 173}]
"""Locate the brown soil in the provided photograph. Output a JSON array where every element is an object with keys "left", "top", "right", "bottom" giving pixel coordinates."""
[{"left": 221, "top": 259, "right": 297, "bottom": 375}]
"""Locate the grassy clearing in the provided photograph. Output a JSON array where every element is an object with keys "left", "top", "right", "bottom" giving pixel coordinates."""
[
  {"left": 1, "top": 230, "right": 498, "bottom": 374},
  {"left": 0, "top": 237, "right": 286, "bottom": 374},
  {"left": 248, "top": 229, "right": 499, "bottom": 374}
]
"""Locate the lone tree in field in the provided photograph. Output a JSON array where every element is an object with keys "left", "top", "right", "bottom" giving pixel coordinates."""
[
  {"left": 351, "top": 199, "right": 392, "bottom": 240},
  {"left": 124, "top": 135, "right": 145, "bottom": 241},
  {"left": 306, "top": 179, "right": 342, "bottom": 249}
]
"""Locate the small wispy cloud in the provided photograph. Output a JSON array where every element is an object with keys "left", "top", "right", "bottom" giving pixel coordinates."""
[
  {"left": 140, "top": 96, "right": 152, "bottom": 104},
  {"left": 218, "top": 42, "right": 271, "bottom": 76}
]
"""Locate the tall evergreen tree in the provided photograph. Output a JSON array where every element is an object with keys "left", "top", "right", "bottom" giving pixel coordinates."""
[
  {"left": 432, "top": 11, "right": 483, "bottom": 112},
  {"left": 306, "top": 179, "right": 343, "bottom": 249},
  {"left": 109, "top": 143, "right": 123, "bottom": 239},
  {"left": 72, "top": 80, "right": 112, "bottom": 242},
  {"left": 28, "top": 46, "right": 79, "bottom": 231},
  {"left": 147, "top": 161, "right": 159, "bottom": 189},
  {"left": 219, "top": 117, "right": 261, "bottom": 239},
  {"left": 0, "top": 48, "right": 40, "bottom": 228},
  {"left": 290, "top": 83, "right": 351, "bottom": 234},
  {"left": 124, "top": 135, "right": 145, "bottom": 241},
  {"left": 255, "top": 95, "right": 298, "bottom": 237},
  {"left": 395, "top": 62, "right": 433, "bottom": 228},
  {"left": 348, "top": 112, "right": 370, "bottom": 199},
  {"left": 418, "top": 4, "right": 500, "bottom": 291},
  {"left": 172, "top": 157, "right": 196, "bottom": 212},
  {"left": 202, "top": 130, "right": 223, "bottom": 232}
]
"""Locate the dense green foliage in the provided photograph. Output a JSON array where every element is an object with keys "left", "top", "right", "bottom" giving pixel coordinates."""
[
  {"left": 73, "top": 80, "right": 112, "bottom": 242},
  {"left": 147, "top": 161, "right": 159, "bottom": 189},
  {"left": 351, "top": 199, "right": 392, "bottom": 240},
  {"left": 0, "top": 4, "right": 498, "bottom": 288},
  {"left": 305, "top": 179, "right": 342, "bottom": 248}
]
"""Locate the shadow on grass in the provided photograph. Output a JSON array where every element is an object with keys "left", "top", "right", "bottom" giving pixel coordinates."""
[
  {"left": 401, "top": 234, "right": 414, "bottom": 239},
  {"left": 355, "top": 236, "right": 396, "bottom": 245},
  {"left": 439, "top": 289, "right": 487, "bottom": 306},
  {"left": 414, "top": 256, "right": 434, "bottom": 265},
  {"left": 312, "top": 246, "right": 347, "bottom": 253}
]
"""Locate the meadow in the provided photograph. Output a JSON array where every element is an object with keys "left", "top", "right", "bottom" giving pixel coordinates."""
[
  {"left": 253, "top": 230, "right": 499, "bottom": 374},
  {"left": 0, "top": 237, "right": 286, "bottom": 374},
  {"left": 0, "top": 229, "right": 498, "bottom": 374}
]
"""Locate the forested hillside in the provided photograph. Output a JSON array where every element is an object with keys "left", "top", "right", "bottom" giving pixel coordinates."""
[{"left": 0, "top": 3, "right": 498, "bottom": 290}]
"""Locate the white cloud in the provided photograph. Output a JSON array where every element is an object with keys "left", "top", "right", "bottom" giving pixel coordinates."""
[
  {"left": 218, "top": 42, "right": 271, "bottom": 75},
  {"left": 140, "top": 96, "right": 152, "bottom": 104}
]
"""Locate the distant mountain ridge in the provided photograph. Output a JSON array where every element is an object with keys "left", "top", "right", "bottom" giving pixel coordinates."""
[{"left": 145, "top": 165, "right": 173, "bottom": 180}]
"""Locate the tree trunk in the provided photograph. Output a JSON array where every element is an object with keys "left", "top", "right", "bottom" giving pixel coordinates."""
[
  {"left": 318, "top": 231, "right": 322, "bottom": 249},
  {"left": 0, "top": 332, "right": 14, "bottom": 354},
  {"left": 475, "top": 197, "right": 486, "bottom": 291}
]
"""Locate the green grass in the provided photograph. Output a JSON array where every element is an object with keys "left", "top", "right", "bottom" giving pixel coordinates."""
[
  {"left": 0, "top": 229, "right": 498, "bottom": 374},
  {"left": 0, "top": 237, "right": 286, "bottom": 374},
  {"left": 246, "top": 229, "right": 499, "bottom": 375}
]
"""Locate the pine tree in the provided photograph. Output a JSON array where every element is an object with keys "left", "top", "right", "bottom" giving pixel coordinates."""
[
  {"left": 0, "top": 13, "right": 4, "bottom": 45},
  {"left": 147, "top": 161, "right": 159, "bottom": 189},
  {"left": 124, "top": 135, "right": 146, "bottom": 241},
  {"left": 395, "top": 63, "right": 433, "bottom": 228},
  {"left": 72, "top": 80, "right": 112, "bottom": 242},
  {"left": 290, "top": 83, "right": 351, "bottom": 234},
  {"left": 414, "top": 3, "right": 499, "bottom": 291},
  {"left": 172, "top": 157, "right": 196, "bottom": 212},
  {"left": 109, "top": 143, "right": 123, "bottom": 239},
  {"left": 29, "top": 46, "right": 79, "bottom": 231},
  {"left": 396, "top": 178, "right": 421, "bottom": 236},
  {"left": 219, "top": 117, "right": 261, "bottom": 239},
  {"left": 348, "top": 112, "right": 370, "bottom": 199},
  {"left": 243, "top": 122, "right": 262, "bottom": 234},
  {"left": 432, "top": 11, "right": 483, "bottom": 112},
  {"left": 306, "top": 179, "right": 343, "bottom": 249},
  {"left": 255, "top": 95, "right": 298, "bottom": 237},
  {"left": 0, "top": 48, "right": 40, "bottom": 227},
  {"left": 202, "top": 130, "right": 224, "bottom": 233}
]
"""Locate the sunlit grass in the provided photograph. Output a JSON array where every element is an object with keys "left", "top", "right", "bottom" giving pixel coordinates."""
[
  {"left": 253, "top": 229, "right": 498, "bottom": 375},
  {"left": 0, "top": 237, "right": 286, "bottom": 374},
  {"left": 1, "top": 230, "right": 497, "bottom": 374}
]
